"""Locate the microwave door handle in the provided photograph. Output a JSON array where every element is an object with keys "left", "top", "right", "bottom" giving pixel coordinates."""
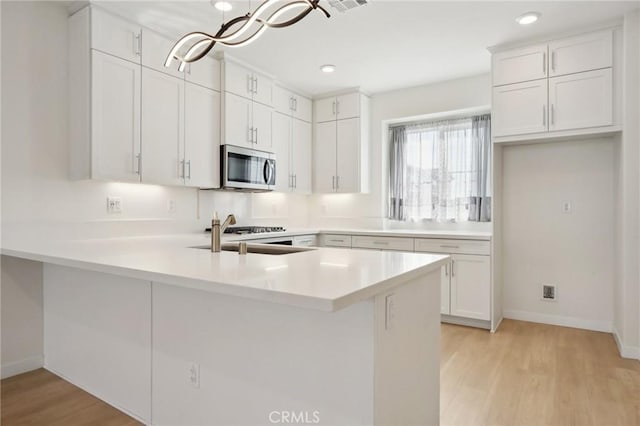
[{"left": 263, "top": 159, "right": 270, "bottom": 185}]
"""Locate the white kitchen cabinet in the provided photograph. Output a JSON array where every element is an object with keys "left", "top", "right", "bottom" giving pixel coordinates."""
[
  {"left": 88, "top": 50, "right": 142, "bottom": 182},
  {"left": 441, "top": 263, "right": 450, "bottom": 315},
  {"left": 336, "top": 118, "right": 361, "bottom": 193},
  {"left": 184, "top": 82, "right": 220, "bottom": 188},
  {"left": 314, "top": 92, "right": 362, "bottom": 123},
  {"left": 91, "top": 7, "right": 141, "bottom": 64},
  {"left": 291, "top": 119, "right": 312, "bottom": 193},
  {"left": 224, "top": 92, "right": 253, "bottom": 148},
  {"left": 186, "top": 56, "right": 221, "bottom": 91},
  {"left": 351, "top": 235, "right": 414, "bottom": 252},
  {"left": 252, "top": 101, "right": 273, "bottom": 150},
  {"left": 273, "top": 85, "right": 312, "bottom": 122},
  {"left": 141, "top": 67, "right": 185, "bottom": 186},
  {"left": 492, "top": 44, "right": 547, "bottom": 86},
  {"left": 548, "top": 30, "right": 612, "bottom": 77},
  {"left": 223, "top": 59, "right": 273, "bottom": 106},
  {"left": 141, "top": 29, "right": 184, "bottom": 79},
  {"left": 492, "top": 79, "right": 548, "bottom": 137},
  {"left": 548, "top": 68, "right": 613, "bottom": 132},
  {"left": 292, "top": 235, "right": 318, "bottom": 247},
  {"left": 450, "top": 255, "right": 491, "bottom": 321},
  {"left": 272, "top": 112, "right": 292, "bottom": 192},
  {"left": 313, "top": 121, "right": 338, "bottom": 193},
  {"left": 320, "top": 234, "right": 352, "bottom": 248}
]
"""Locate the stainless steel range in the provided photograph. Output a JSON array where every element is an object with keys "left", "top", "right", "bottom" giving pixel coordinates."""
[{"left": 223, "top": 226, "right": 286, "bottom": 235}]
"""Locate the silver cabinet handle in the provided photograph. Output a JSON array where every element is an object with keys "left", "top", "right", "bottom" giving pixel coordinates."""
[
  {"left": 551, "top": 51, "right": 556, "bottom": 72},
  {"left": 135, "top": 153, "right": 142, "bottom": 175},
  {"left": 336, "top": 101, "right": 340, "bottom": 115},
  {"left": 336, "top": 175, "right": 340, "bottom": 190},
  {"left": 247, "top": 75, "right": 253, "bottom": 94},
  {"left": 451, "top": 260, "right": 455, "bottom": 277},
  {"left": 180, "top": 160, "right": 185, "bottom": 178},
  {"left": 332, "top": 176, "right": 335, "bottom": 190},
  {"left": 134, "top": 32, "right": 141, "bottom": 57},
  {"left": 551, "top": 104, "right": 555, "bottom": 125},
  {"left": 253, "top": 77, "right": 258, "bottom": 94},
  {"left": 543, "top": 105, "right": 546, "bottom": 126},
  {"left": 332, "top": 101, "right": 336, "bottom": 116},
  {"left": 248, "top": 127, "right": 253, "bottom": 143},
  {"left": 444, "top": 264, "right": 448, "bottom": 277},
  {"left": 254, "top": 127, "right": 258, "bottom": 144},
  {"left": 293, "top": 98, "right": 298, "bottom": 111},
  {"left": 187, "top": 63, "right": 192, "bottom": 75},
  {"left": 186, "top": 160, "right": 191, "bottom": 180},
  {"left": 329, "top": 239, "right": 344, "bottom": 243},
  {"left": 373, "top": 241, "right": 389, "bottom": 246},
  {"left": 289, "top": 96, "right": 294, "bottom": 111},
  {"left": 440, "top": 245, "right": 460, "bottom": 249},
  {"left": 542, "top": 52, "right": 546, "bottom": 75}
]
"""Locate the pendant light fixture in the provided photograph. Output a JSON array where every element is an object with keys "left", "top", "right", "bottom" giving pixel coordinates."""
[{"left": 165, "top": 0, "right": 331, "bottom": 72}]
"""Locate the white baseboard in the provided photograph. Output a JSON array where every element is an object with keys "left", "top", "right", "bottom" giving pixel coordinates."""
[
  {"left": 503, "top": 310, "right": 612, "bottom": 333},
  {"left": 441, "top": 314, "right": 491, "bottom": 330},
  {"left": 491, "top": 316, "right": 504, "bottom": 333},
  {"left": 1, "top": 355, "right": 44, "bottom": 379},
  {"left": 613, "top": 327, "right": 640, "bottom": 360}
]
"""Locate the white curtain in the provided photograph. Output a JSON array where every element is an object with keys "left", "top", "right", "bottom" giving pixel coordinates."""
[{"left": 388, "top": 115, "right": 491, "bottom": 223}]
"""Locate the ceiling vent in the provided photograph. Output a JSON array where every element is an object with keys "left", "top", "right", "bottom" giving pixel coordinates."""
[{"left": 327, "top": 0, "right": 370, "bottom": 13}]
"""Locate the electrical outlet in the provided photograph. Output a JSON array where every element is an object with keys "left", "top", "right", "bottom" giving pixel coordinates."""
[
  {"left": 189, "top": 362, "right": 200, "bottom": 388},
  {"left": 167, "top": 200, "right": 176, "bottom": 212},
  {"left": 562, "top": 201, "right": 572, "bottom": 214},
  {"left": 542, "top": 284, "right": 557, "bottom": 301},
  {"left": 107, "top": 196, "right": 122, "bottom": 214}
]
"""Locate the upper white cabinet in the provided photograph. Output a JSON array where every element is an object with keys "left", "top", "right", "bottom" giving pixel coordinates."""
[
  {"left": 548, "top": 30, "right": 612, "bottom": 77},
  {"left": 273, "top": 85, "right": 312, "bottom": 122},
  {"left": 313, "top": 91, "right": 369, "bottom": 193},
  {"left": 492, "top": 79, "right": 548, "bottom": 137},
  {"left": 91, "top": 7, "right": 141, "bottom": 64},
  {"left": 315, "top": 92, "right": 361, "bottom": 123},
  {"left": 491, "top": 28, "right": 618, "bottom": 142},
  {"left": 70, "top": 6, "right": 222, "bottom": 188},
  {"left": 141, "top": 68, "right": 185, "bottom": 186},
  {"left": 89, "top": 50, "right": 142, "bottom": 182},
  {"left": 492, "top": 44, "right": 548, "bottom": 86},
  {"left": 223, "top": 59, "right": 273, "bottom": 106}
]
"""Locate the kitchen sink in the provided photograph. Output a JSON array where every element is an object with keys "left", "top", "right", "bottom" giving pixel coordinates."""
[{"left": 191, "top": 243, "right": 315, "bottom": 255}]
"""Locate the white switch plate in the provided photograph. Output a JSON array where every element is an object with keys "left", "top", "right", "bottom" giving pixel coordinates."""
[
  {"left": 189, "top": 362, "right": 200, "bottom": 388},
  {"left": 107, "top": 196, "right": 122, "bottom": 214},
  {"left": 167, "top": 199, "right": 176, "bottom": 212}
]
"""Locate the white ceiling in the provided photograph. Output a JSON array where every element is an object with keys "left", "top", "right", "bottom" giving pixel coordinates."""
[{"left": 95, "top": 0, "right": 639, "bottom": 96}]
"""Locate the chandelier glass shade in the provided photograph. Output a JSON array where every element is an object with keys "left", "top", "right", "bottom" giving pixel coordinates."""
[{"left": 165, "top": 0, "right": 331, "bottom": 71}]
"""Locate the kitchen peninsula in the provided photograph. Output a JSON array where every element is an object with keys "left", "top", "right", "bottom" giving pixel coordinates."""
[{"left": 2, "top": 233, "right": 448, "bottom": 426}]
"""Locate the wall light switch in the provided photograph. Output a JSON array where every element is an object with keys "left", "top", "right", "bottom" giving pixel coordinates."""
[
  {"left": 189, "top": 362, "right": 200, "bottom": 388},
  {"left": 168, "top": 199, "right": 177, "bottom": 212},
  {"left": 107, "top": 196, "right": 122, "bottom": 214}
]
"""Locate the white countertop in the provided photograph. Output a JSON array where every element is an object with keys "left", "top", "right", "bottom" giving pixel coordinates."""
[
  {"left": 224, "top": 228, "right": 492, "bottom": 241},
  {"left": 1, "top": 233, "right": 449, "bottom": 312}
]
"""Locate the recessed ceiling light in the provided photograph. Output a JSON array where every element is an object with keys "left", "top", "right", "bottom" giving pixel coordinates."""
[
  {"left": 213, "top": 1, "right": 233, "bottom": 12},
  {"left": 516, "top": 12, "right": 540, "bottom": 25},
  {"left": 320, "top": 64, "right": 336, "bottom": 73}
]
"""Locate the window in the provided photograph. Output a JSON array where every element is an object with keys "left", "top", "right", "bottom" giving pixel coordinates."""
[{"left": 389, "top": 114, "right": 491, "bottom": 223}]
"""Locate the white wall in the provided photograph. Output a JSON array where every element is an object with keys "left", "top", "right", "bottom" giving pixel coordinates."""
[
  {"left": 502, "top": 139, "right": 615, "bottom": 332},
  {"left": 308, "top": 73, "right": 492, "bottom": 230}
]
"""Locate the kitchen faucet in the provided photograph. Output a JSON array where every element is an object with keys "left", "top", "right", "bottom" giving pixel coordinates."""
[{"left": 211, "top": 212, "right": 236, "bottom": 252}]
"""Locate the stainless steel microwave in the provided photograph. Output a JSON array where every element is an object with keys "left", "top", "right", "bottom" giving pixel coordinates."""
[{"left": 221, "top": 145, "right": 276, "bottom": 191}]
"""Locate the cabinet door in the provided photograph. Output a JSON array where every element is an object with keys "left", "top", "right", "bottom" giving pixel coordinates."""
[
  {"left": 273, "top": 85, "right": 293, "bottom": 116},
  {"left": 91, "top": 51, "right": 141, "bottom": 182},
  {"left": 291, "top": 119, "right": 312, "bottom": 194},
  {"left": 450, "top": 255, "right": 490, "bottom": 321},
  {"left": 492, "top": 44, "right": 547, "bottom": 86},
  {"left": 313, "top": 121, "right": 337, "bottom": 193},
  {"left": 292, "top": 95, "right": 312, "bottom": 122},
  {"left": 549, "top": 30, "right": 612, "bottom": 77},
  {"left": 549, "top": 68, "right": 613, "bottom": 132},
  {"left": 492, "top": 79, "right": 548, "bottom": 137},
  {"left": 91, "top": 8, "right": 141, "bottom": 64},
  {"left": 141, "top": 68, "right": 185, "bottom": 186},
  {"left": 223, "top": 61, "right": 253, "bottom": 100},
  {"left": 314, "top": 97, "right": 337, "bottom": 123},
  {"left": 252, "top": 71, "right": 273, "bottom": 107},
  {"left": 252, "top": 102, "right": 273, "bottom": 150},
  {"left": 186, "top": 56, "right": 221, "bottom": 91},
  {"left": 272, "top": 112, "right": 292, "bottom": 192},
  {"left": 336, "top": 93, "right": 360, "bottom": 120},
  {"left": 223, "top": 92, "right": 253, "bottom": 148},
  {"left": 141, "top": 29, "right": 184, "bottom": 79},
  {"left": 441, "top": 265, "right": 450, "bottom": 315},
  {"left": 184, "top": 83, "right": 220, "bottom": 188},
  {"left": 336, "top": 118, "right": 360, "bottom": 193}
]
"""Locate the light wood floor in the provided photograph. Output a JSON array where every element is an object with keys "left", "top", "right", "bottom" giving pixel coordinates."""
[
  {"left": 2, "top": 320, "right": 639, "bottom": 426},
  {"left": 441, "top": 320, "right": 640, "bottom": 426}
]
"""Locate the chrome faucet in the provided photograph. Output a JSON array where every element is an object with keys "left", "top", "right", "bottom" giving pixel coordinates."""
[{"left": 211, "top": 212, "right": 236, "bottom": 252}]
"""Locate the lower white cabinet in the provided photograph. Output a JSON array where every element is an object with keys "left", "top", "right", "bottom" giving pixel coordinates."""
[{"left": 449, "top": 254, "right": 491, "bottom": 321}]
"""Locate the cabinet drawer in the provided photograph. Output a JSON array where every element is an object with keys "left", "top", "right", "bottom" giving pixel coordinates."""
[
  {"left": 415, "top": 238, "right": 490, "bottom": 255},
  {"left": 321, "top": 234, "right": 352, "bottom": 248},
  {"left": 351, "top": 236, "right": 414, "bottom": 252},
  {"left": 293, "top": 235, "right": 318, "bottom": 247}
]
